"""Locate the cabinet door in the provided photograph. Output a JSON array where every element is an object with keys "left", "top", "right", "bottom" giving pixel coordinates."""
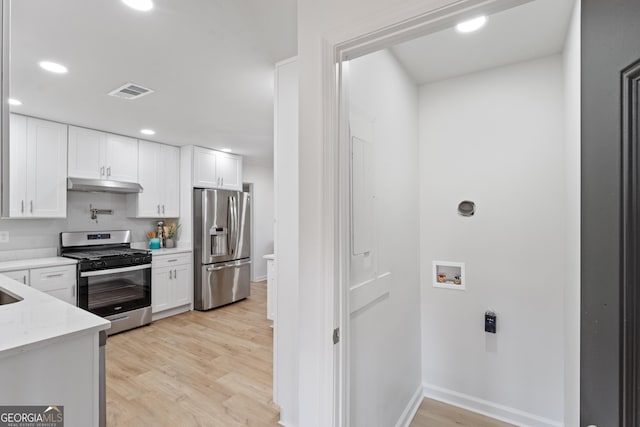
[
  {"left": 30, "top": 265, "right": 76, "bottom": 305},
  {"left": 68, "top": 126, "right": 105, "bottom": 179},
  {"left": 26, "top": 118, "right": 67, "bottom": 218},
  {"left": 137, "top": 140, "right": 162, "bottom": 217},
  {"left": 152, "top": 267, "right": 171, "bottom": 313},
  {"left": 193, "top": 146, "right": 218, "bottom": 188},
  {"left": 162, "top": 144, "right": 180, "bottom": 217},
  {"left": 171, "top": 264, "right": 191, "bottom": 307},
  {"left": 105, "top": 134, "right": 138, "bottom": 182},
  {"left": 1, "top": 269, "right": 29, "bottom": 286},
  {"left": 9, "top": 114, "right": 27, "bottom": 217},
  {"left": 216, "top": 152, "right": 243, "bottom": 191}
]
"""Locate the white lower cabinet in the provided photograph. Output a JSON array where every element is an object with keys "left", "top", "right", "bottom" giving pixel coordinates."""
[
  {"left": 1, "top": 269, "right": 30, "bottom": 286},
  {"left": 152, "top": 252, "right": 192, "bottom": 320},
  {"left": 30, "top": 265, "right": 77, "bottom": 305},
  {"left": 3, "top": 265, "right": 76, "bottom": 305}
]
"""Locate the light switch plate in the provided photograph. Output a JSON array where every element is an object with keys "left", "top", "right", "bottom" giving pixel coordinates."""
[{"left": 0, "top": 231, "right": 10, "bottom": 243}]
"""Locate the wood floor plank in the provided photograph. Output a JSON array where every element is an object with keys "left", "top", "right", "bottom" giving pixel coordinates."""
[
  {"left": 409, "top": 398, "right": 515, "bottom": 427},
  {"left": 106, "top": 281, "right": 280, "bottom": 426}
]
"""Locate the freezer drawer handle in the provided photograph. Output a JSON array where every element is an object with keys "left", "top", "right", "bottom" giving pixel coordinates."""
[{"left": 206, "top": 260, "right": 251, "bottom": 272}]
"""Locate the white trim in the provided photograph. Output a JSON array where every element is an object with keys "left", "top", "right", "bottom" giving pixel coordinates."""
[
  {"left": 394, "top": 385, "right": 424, "bottom": 427},
  {"left": 253, "top": 274, "right": 267, "bottom": 282},
  {"left": 422, "top": 383, "right": 564, "bottom": 427}
]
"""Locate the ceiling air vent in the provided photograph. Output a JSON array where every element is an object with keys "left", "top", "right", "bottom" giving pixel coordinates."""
[{"left": 108, "top": 83, "right": 154, "bottom": 100}]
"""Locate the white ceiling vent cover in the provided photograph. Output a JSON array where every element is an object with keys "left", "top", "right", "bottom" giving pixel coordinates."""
[{"left": 108, "top": 83, "right": 154, "bottom": 100}]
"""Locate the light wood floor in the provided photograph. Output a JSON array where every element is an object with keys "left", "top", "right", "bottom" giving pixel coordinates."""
[
  {"left": 410, "top": 398, "right": 515, "bottom": 427},
  {"left": 106, "top": 281, "right": 511, "bottom": 427},
  {"left": 106, "top": 281, "right": 280, "bottom": 426}
]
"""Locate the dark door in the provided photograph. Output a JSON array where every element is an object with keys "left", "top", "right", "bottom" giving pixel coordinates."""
[{"left": 582, "top": 1, "right": 640, "bottom": 425}]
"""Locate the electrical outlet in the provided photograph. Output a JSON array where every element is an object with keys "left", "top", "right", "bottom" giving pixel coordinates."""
[{"left": 0, "top": 231, "right": 9, "bottom": 243}]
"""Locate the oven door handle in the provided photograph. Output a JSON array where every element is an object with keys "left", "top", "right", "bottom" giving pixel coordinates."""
[{"left": 80, "top": 264, "right": 151, "bottom": 278}]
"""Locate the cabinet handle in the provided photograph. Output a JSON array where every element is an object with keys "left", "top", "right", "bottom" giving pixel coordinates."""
[
  {"left": 107, "top": 166, "right": 111, "bottom": 177},
  {"left": 174, "top": 269, "right": 177, "bottom": 278},
  {"left": 221, "top": 177, "right": 224, "bottom": 186},
  {"left": 72, "top": 286, "right": 75, "bottom": 297},
  {"left": 169, "top": 270, "right": 173, "bottom": 279},
  {"left": 167, "top": 259, "right": 178, "bottom": 263},
  {"left": 157, "top": 205, "right": 160, "bottom": 214},
  {"left": 100, "top": 166, "right": 105, "bottom": 177},
  {"left": 162, "top": 205, "right": 165, "bottom": 214},
  {"left": 30, "top": 200, "right": 33, "bottom": 213},
  {"left": 22, "top": 275, "right": 26, "bottom": 285},
  {"left": 45, "top": 273, "right": 64, "bottom": 278},
  {"left": 21, "top": 200, "right": 24, "bottom": 214}
]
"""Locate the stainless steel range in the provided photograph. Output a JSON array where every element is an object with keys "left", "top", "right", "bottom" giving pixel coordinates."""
[{"left": 60, "top": 230, "right": 152, "bottom": 335}]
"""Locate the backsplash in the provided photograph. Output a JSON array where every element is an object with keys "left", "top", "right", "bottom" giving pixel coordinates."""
[{"left": 0, "top": 192, "right": 167, "bottom": 256}]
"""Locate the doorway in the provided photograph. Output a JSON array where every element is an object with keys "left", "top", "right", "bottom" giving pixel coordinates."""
[{"left": 335, "top": 1, "right": 580, "bottom": 426}]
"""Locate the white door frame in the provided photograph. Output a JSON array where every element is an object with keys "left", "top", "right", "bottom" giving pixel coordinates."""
[{"left": 321, "top": 1, "right": 533, "bottom": 425}]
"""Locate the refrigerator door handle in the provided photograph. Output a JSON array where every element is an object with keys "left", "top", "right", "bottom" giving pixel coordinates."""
[{"left": 230, "top": 195, "right": 238, "bottom": 256}]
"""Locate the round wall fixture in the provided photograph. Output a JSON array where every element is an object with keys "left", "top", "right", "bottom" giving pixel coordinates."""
[{"left": 458, "top": 200, "right": 475, "bottom": 217}]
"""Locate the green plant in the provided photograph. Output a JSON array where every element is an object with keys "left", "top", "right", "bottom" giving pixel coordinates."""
[{"left": 166, "top": 221, "right": 180, "bottom": 239}]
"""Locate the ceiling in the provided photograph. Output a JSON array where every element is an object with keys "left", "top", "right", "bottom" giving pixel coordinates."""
[
  {"left": 10, "top": 0, "right": 297, "bottom": 166},
  {"left": 391, "top": 0, "right": 576, "bottom": 85}
]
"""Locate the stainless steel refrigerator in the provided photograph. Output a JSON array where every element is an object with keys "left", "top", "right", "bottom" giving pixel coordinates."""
[{"left": 193, "top": 188, "right": 251, "bottom": 310}]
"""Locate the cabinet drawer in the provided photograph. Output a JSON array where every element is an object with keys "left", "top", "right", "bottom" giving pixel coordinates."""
[
  {"left": 2, "top": 269, "right": 30, "bottom": 286},
  {"left": 152, "top": 253, "right": 191, "bottom": 268},
  {"left": 30, "top": 265, "right": 76, "bottom": 292}
]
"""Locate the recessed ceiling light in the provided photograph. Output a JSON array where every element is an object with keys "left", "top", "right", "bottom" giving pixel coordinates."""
[
  {"left": 39, "top": 61, "right": 68, "bottom": 74},
  {"left": 122, "top": 0, "right": 153, "bottom": 11},
  {"left": 456, "top": 16, "right": 487, "bottom": 33},
  {"left": 140, "top": 129, "right": 155, "bottom": 135},
  {"left": 221, "top": 148, "right": 232, "bottom": 153},
  {"left": 7, "top": 98, "right": 22, "bottom": 106}
]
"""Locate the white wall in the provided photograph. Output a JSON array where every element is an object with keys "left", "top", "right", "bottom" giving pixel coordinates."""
[
  {"left": 347, "top": 49, "right": 422, "bottom": 427},
  {"left": 274, "top": 57, "right": 299, "bottom": 426},
  {"left": 419, "top": 55, "right": 566, "bottom": 425},
  {"left": 243, "top": 162, "right": 274, "bottom": 281},
  {"left": 0, "top": 191, "right": 158, "bottom": 254},
  {"left": 563, "top": 1, "right": 581, "bottom": 426},
  {"left": 297, "top": 1, "right": 474, "bottom": 425}
]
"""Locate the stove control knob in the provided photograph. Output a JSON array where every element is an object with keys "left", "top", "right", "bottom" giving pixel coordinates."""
[
  {"left": 133, "top": 257, "right": 141, "bottom": 264},
  {"left": 92, "top": 260, "right": 107, "bottom": 269}
]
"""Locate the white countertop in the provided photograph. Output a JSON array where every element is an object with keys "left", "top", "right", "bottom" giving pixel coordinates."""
[
  {"left": 0, "top": 275, "right": 110, "bottom": 358},
  {"left": 131, "top": 242, "right": 192, "bottom": 256},
  {"left": 0, "top": 256, "right": 77, "bottom": 272},
  {"left": 149, "top": 247, "right": 193, "bottom": 256}
]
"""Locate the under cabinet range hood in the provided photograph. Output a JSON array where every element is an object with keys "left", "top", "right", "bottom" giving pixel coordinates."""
[{"left": 67, "top": 177, "right": 143, "bottom": 194}]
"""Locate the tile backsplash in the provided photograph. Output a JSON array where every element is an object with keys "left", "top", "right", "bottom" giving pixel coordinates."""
[{"left": 0, "top": 192, "right": 164, "bottom": 255}]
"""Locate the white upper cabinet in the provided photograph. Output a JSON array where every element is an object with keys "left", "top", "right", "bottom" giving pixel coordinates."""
[
  {"left": 68, "top": 126, "right": 138, "bottom": 182},
  {"left": 162, "top": 144, "right": 180, "bottom": 217},
  {"left": 9, "top": 115, "right": 28, "bottom": 217},
  {"left": 9, "top": 115, "right": 67, "bottom": 218},
  {"left": 192, "top": 146, "right": 242, "bottom": 191},
  {"left": 193, "top": 146, "right": 218, "bottom": 188},
  {"left": 216, "top": 151, "right": 243, "bottom": 190},
  {"left": 105, "top": 134, "right": 138, "bottom": 182},
  {"left": 68, "top": 127, "right": 105, "bottom": 179},
  {"left": 128, "top": 140, "right": 180, "bottom": 218}
]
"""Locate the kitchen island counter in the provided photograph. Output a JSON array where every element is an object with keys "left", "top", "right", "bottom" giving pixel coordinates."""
[{"left": 0, "top": 274, "right": 109, "bottom": 357}]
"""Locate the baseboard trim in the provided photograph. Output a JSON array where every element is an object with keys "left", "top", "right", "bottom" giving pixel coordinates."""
[
  {"left": 422, "top": 383, "right": 563, "bottom": 427},
  {"left": 395, "top": 384, "right": 424, "bottom": 427},
  {"left": 253, "top": 275, "right": 267, "bottom": 282}
]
